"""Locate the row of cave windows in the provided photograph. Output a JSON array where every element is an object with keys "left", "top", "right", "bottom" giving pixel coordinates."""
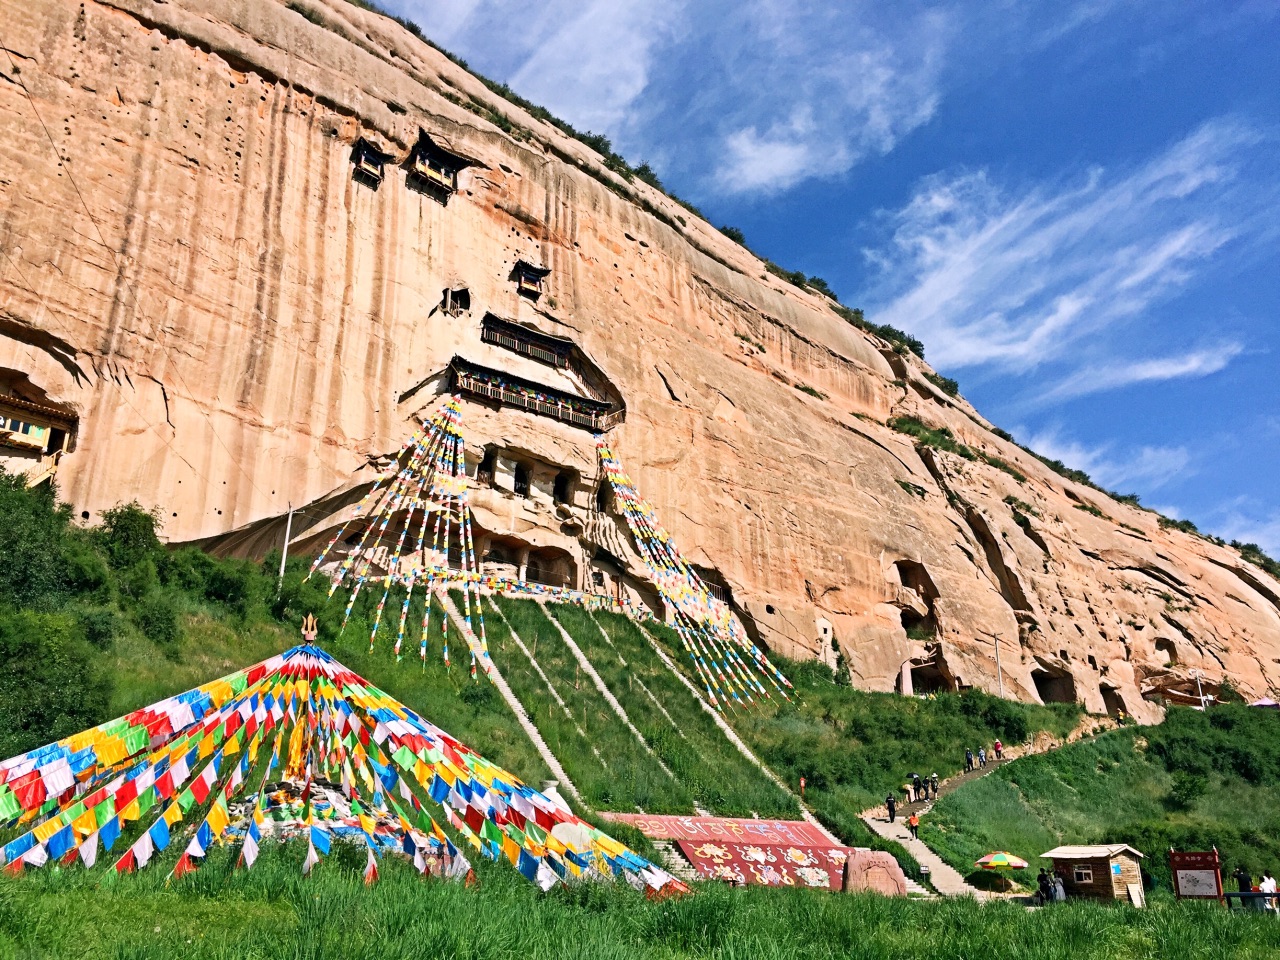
[{"left": 476, "top": 450, "right": 588, "bottom": 506}]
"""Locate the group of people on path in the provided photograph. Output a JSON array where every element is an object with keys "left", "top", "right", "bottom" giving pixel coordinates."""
[
  {"left": 1233, "top": 866, "right": 1279, "bottom": 910},
  {"left": 964, "top": 739, "right": 1003, "bottom": 773},
  {"left": 1037, "top": 869, "right": 1066, "bottom": 905},
  {"left": 885, "top": 740, "right": 1008, "bottom": 835}
]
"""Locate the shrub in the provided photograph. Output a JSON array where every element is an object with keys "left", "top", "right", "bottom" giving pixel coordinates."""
[
  {"left": 98, "top": 501, "right": 163, "bottom": 569},
  {"left": 0, "top": 469, "right": 75, "bottom": 610},
  {"left": 77, "top": 606, "right": 122, "bottom": 649},
  {"left": 135, "top": 591, "right": 181, "bottom": 652},
  {"left": 923, "top": 370, "right": 959, "bottom": 397},
  {"left": 719, "top": 225, "right": 747, "bottom": 245},
  {"left": 1232, "top": 541, "right": 1280, "bottom": 579},
  {"left": 1159, "top": 516, "right": 1199, "bottom": 535},
  {"left": 0, "top": 608, "right": 112, "bottom": 758}
]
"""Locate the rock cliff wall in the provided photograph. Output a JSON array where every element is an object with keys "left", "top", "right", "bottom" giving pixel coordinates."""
[{"left": 3, "top": 0, "right": 1279, "bottom": 719}]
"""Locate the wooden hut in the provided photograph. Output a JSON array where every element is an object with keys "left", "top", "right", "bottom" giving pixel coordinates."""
[{"left": 1041, "top": 844, "right": 1145, "bottom": 904}]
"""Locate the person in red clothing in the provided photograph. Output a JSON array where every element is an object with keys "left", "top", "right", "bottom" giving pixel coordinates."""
[
  {"left": 907, "top": 813, "right": 920, "bottom": 839},
  {"left": 994, "top": 739, "right": 1003, "bottom": 761}
]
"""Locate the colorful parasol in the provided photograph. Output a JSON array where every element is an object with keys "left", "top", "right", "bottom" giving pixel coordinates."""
[{"left": 975, "top": 851, "right": 1029, "bottom": 870}]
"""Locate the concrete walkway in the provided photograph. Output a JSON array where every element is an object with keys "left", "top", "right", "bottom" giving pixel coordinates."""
[
  {"left": 861, "top": 810, "right": 989, "bottom": 899},
  {"left": 859, "top": 716, "right": 1117, "bottom": 898}
]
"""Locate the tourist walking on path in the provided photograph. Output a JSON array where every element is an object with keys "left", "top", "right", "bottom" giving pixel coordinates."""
[
  {"left": 965, "top": 749, "right": 974, "bottom": 772},
  {"left": 907, "top": 813, "right": 919, "bottom": 839},
  {"left": 1037, "top": 869, "right": 1052, "bottom": 906},
  {"left": 913, "top": 774, "right": 923, "bottom": 802},
  {"left": 1261, "top": 870, "right": 1277, "bottom": 910},
  {"left": 930, "top": 773, "right": 939, "bottom": 798},
  {"left": 886, "top": 793, "right": 897, "bottom": 823},
  {"left": 978, "top": 747, "right": 987, "bottom": 767},
  {"left": 1053, "top": 875, "right": 1067, "bottom": 902},
  {"left": 1234, "top": 866, "right": 1253, "bottom": 894},
  {"left": 994, "top": 739, "right": 1003, "bottom": 760}
]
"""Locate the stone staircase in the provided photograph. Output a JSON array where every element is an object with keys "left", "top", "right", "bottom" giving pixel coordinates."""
[{"left": 652, "top": 840, "right": 700, "bottom": 884}]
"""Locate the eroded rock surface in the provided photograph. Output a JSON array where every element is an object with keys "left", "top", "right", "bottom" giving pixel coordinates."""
[{"left": 3, "top": 0, "right": 1279, "bottom": 720}]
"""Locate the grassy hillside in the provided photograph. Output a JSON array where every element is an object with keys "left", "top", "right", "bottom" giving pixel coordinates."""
[
  {"left": 4, "top": 844, "right": 1278, "bottom": 960},
  {"left": 920, "top": 706, "right": 1280, "bottom": 888},
  {"left": 640, "top": 624, "right": 1081, "bottom": 836},
  {"left": 0, "top": 471, "right": 1142, "bottom": 885}
]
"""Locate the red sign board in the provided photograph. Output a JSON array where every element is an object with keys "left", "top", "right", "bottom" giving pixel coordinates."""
[
  {"left": 602, "top": 814, "right": 837, "bottom": 848},
  {"left": 676, "top": 840, "right": 852, "bottom": 889},
  {"left": 1170, "top": 849, "right": 1222, "bottom": 900}
]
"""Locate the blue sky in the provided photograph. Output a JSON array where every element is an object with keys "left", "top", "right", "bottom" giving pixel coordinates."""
[{"left": 388, "top": 0, "right": 1280, "bottom": 553}]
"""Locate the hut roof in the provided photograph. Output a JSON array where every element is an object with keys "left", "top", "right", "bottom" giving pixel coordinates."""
[{"left": 1041, "top": 844, "right": 1144, "bottom": 860}]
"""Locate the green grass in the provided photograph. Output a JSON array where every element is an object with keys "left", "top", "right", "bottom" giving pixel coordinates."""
[
  {"left": 888, "top": 416, "right": 1028, "bottom": 482},
  {"left": 921, "top": 707, "right": 1280, "bottom": 890},
  {"left": 6, "top": 844, "right": 1280, "bottom": 959},
  {"left": 488, "top": 597, "right": 691, "bottom": 812},
  {"left": 563, "top": 607, "right": 797, "bottom": 818}
]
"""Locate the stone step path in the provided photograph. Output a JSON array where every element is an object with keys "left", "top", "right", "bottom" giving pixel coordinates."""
[
  {"left": 861, "top": 812, "right": 988, "bottom": 899},
  {"left": 859, "top": 715, "right": 1119, "bottom": 898},
  {"left": 652, "top": 840, "right": 700, "bottom": 884},
  {"left": 440, "top": 595, "right": 584, "bottom": 806}
]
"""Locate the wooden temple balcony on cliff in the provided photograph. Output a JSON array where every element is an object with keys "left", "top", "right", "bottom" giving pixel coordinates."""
[
  {"left": 512, "top": 260, "right": 550, "bottom": 300},
  {"left": 0, "top": 393, "right": 76, "bottom": 487},
  {"left": 407, "top": 130, "right": 474, "bottom": 204},
  {"left": 481, "top": 313, "right": 572, "bottom": 369},
  {"left": 349, "top": 138, "right": 394, "bottom": 189},
  {"left": 449, "top": 356, "right": 623, "bottom": 433}
]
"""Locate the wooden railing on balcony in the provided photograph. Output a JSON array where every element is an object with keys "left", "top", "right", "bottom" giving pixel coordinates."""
[{"left": 450, "top": 357, "right": 623, "bottom": 433}]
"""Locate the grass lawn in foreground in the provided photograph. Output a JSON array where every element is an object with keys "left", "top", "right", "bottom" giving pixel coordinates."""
[{"left": 2, "top": 846, "right": 1275, "bottom": 960}]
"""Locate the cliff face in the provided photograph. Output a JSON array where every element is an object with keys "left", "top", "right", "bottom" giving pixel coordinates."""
[{"left": 3, "top": 0, "right": 1279, "bottom": 720}]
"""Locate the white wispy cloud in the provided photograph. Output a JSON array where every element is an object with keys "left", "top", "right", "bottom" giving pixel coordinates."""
[
  {"left": 398, "top": 0, "right": 953, "bottom": 195},
  {"left": 706, "top": 3, "right": 949, "bottom": 195},
  {"left": 1022, "top": 428, "right": 1191, "bottom": 494},
  {"left": 1041, "top": 342, "right": 1245, "bottom": 401},
  {"left": 1214, "top": 506, "right": 1280, "bottom": 557},
  {"left": 866, "top": 119, "right": 1266, "bottom": 374}
]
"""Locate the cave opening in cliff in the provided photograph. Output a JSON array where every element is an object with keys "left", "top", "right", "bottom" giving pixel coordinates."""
[
  {"left": 898, "top": 643, "right": 957, "bottom": 695},
  {"left": 1031, "top": 666, "right": 1078, "bottom": 704},
  {"left": 553, "top": 471, "right": 572, "bottom": 505},
  {"left": 691, "top": 564, "right": 733, "bottom": 605},
  {"left": 441, "top": 288, "right": 470, "bottom": 317},
  {"left": 1100, "top": 685, "right": 1127, "bottom": 716},
  {"left": 900, "top": 608, "right": 937, "bottom": 642},
  {"left": 1155, "top": 637, "right": 1178, "bottom": 665},
  {"left": 513, "top": 463, "right": 530, "bottom": 498}
]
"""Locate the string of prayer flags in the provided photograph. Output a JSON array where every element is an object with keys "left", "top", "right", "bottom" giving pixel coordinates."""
[
  {"left": 305, "top": 396, "right": 491, "bottom": 676},
  {"left": 597, "top": 442, "right": 791, "bottom": 708}
]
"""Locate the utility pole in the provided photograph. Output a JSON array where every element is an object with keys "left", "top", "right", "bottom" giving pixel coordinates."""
[
  {"left": 1194, "top": 669, "right": 1206, "bottom": 711},
  {"left": 276, "top": 502, "right": 294, "bottom": 595}
]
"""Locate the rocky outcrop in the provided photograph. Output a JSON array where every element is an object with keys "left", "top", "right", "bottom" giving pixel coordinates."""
[{"left": 3, "top": 0, "right": 1279, "bottom": 721}]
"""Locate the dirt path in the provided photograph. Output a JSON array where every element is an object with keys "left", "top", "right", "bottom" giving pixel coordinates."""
[{"left": 860, "top": 714, "right": 1116, "bottom": 897}]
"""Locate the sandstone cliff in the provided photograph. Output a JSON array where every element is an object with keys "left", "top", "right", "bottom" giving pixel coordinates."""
[{"left": 2, "top": 0, "right": 1278, "bottom": 720}]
